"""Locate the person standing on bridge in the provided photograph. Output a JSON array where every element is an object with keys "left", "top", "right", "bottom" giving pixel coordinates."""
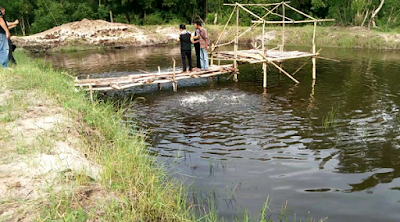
[
  {"left": 192, "top": 26, "right": 201, "bottom": 70},
  {"left": 193, "top": 21, "right": 209, "bottom": 71},
  {"left": 0, "top": 6, "right": 10, "bottom": 68},
  {"left": 177, "top": 24, "right": 193, "bottom": 72}
]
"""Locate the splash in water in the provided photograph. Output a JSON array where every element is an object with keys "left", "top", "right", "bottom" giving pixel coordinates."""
[{"left": 180, "top": 91, "right": 247, "bottom": 108}]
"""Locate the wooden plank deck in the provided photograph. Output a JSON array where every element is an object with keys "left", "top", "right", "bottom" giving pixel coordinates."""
[
  {"left": 75, "top": 64, "right": 236, "bottom": 91},
  {"left": 213, "top": 49, "right": 318, "bottom": 63}
]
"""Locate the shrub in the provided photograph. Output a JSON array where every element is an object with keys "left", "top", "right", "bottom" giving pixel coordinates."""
[
  {"left": 143, "top": 12, "right": 164, "bottom": 25},
  {"left": 73, "top": 4, "right": 96, "bottom": 21}
]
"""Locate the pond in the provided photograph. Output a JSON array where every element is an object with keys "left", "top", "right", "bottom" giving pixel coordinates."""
[{"left": 45, "top": 46, "right": 400, "bottom": 222}]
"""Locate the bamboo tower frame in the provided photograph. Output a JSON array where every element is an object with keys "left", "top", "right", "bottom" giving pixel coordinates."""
[{"left": 210, "top": 1, "right": 334, "bottom": 89}]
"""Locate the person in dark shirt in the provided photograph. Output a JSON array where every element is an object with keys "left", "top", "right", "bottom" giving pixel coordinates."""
[
  {"left": 193, "top": 28, "right": 201, "bottom": 70},
  {"left": 0, "top": 6, "right": 10, "bottom": 68},
  {"left": 0, "top": 6, "right": 18, "bottom": 65},
  {"left": 177, "top": 24, "right": 193, "bottom": 72}
]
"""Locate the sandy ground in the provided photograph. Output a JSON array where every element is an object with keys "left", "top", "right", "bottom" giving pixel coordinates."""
[
  {"left": 0, "top": 89, "right": 102, "bottom": 221},
  {"left": 12, "top": 19, "right": 180, "bottom": 51}
]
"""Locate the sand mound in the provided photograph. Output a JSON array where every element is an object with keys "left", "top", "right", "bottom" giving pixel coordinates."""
[{"left": 12, "top": 19, "right": 180, "bottom": 51}]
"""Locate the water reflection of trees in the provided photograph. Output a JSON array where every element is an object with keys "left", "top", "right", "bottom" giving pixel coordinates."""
[
  {"left": 285, "top": 52, "right": 400, "bottom": 192},
  {"left": 46, "top": 46, "right": 181, "bottom": 75}
]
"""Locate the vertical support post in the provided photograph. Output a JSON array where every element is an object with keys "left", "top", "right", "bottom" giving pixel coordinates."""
[
  {"left": 210, "top": 43, "right": 214, "bottom": 66},
  {"left": 253, "top": 64, "right": 257, "bottom": 81},
  {"left": 262, "top": 21, "right": 265, "bottom": 54},
  {"left": 158, "top": 66, "right": 162, "bottom": 90},
  {"left": 233, "top": 4, "right": 239, "bottom": 82},
  {"left": 281, "top": 3, "right": 285, "bottom": 52},
  {"left": 312, "top": 21, "right": 317, "bottom": 80},
  {"left": 172, "top": 59, "right": 177, "bottom": 92},
  {"left": 263, "top": 62, "right": 267, "bottom": 94},
  {"left": 217, "top": 59, "right": 221, "bottom": 82}
]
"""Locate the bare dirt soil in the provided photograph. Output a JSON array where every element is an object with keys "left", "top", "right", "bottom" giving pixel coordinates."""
[
  {"left": 0, "top": 89, "right": 103, "bottom": 221},
  {"left": 12, "top": 19, "right": 180, "bottom": 51}
]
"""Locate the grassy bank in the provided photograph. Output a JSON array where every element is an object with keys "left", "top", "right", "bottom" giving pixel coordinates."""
[
  {"left": 207, "top": 25, "right": 400, "bottom": 50},
  {"left": 21, "top": 24, "right": 400, "bottom": 53},
  {"left": 145, "top": 24, "right": 400, "bottom": 50},
  {"left": 0, "top": 51, "right": 193, "bottom": 221}
]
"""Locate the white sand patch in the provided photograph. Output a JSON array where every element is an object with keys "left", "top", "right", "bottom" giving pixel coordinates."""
[{"left": 0, "top": 91, "right": 101, "bottom": 221}]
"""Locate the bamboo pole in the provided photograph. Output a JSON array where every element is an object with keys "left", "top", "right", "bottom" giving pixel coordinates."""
[
  {"left": 215, "top": 40, "right": 235, "bottom": 48},
  {"left": 211, "top": 44, "right": 215, "bottom": 65},
  {"left": 261, "top": 6, "right": 294, "bottom": 21},
  {"left": 213, "top": 51, "right": 319, "bottom": 63},
  {"left": 158, "top": 66, "right": 162, "bottom": 90},
  {"left": 233, "top": 4, "right": 239, "bottom": 82},
  {"left": 214, "top": 6, "right": 237, "bottom": 47},
  {"left": 262, "top": 21, "right": 265, "bottom": 54},
  {"left": 251, "top": 19, "right": 335, "bottom": 24},
  {"left": 236, "top": 3, "right": 268, "bottom": 22},
  {"left": 214, "top": 4, "right": 281, "bottom": 49},
  {"left": 85, "top": 70, "right": 235, "bottom": 91},
  {"left": 282, "top": 3, "right": 285, "bottom": 52},
  {"left": 292, "top": 58, "right": 312, "bottom": 76},
  {"left": 172, "top": 58, "right": 177, "bottom": 92},
  {"left": 224, "top": 2, "right": 290, "bottom": 6},
  {"left": 312, "top": 21, "right": 317, "bottom": 80},
  {"left": 263, "top": 62, "right": 267, "bottom": 90},
  {"left": 270, "top": 61, "right": 300, "bottom": 84},
  {"left": 283, "top": 3, "right": 315, "bottom": 20},
  {"left": 318, "top": 56, "right": 340, "bottom": 62}
]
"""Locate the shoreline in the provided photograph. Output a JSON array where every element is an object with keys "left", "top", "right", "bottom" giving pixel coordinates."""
[
  {"left": 0, "top": 51, "right": 193, "bottom": 221},
  {"left": 11, "top": 20, "right": 400, "bottom": 52},
  {"left": 0, "top": 51, "right": 330, "bottom": 221}
]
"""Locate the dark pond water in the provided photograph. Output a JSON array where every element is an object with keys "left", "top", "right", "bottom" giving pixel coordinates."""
[{"left": 46, "top": 46, "right": 400, "bottom": 222}]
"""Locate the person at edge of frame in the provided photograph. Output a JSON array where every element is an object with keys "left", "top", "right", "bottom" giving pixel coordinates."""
[
  {"left": 0, "top": 7, "right": 10, "bottom": 68},
  {"left": 0, "top": 6, "right": 18, "bottom": 65}
]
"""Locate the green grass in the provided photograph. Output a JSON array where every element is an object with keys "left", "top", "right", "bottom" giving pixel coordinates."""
[
  {"left": 322, "top": 106, "right": 338, "bottom": 129},
  {"left": 207, "top": 25, "right": 400, "bottom": 50},
  {"left": 147, "top": 24, "right": 400, "bottom": 50},
  {"left": 0, "top": 91, "right": 29, "bottom": 123}
]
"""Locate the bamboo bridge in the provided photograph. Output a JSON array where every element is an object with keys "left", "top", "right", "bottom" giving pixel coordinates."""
[{"left": 75, "top": 1, "right": 334, "bottom": 94}]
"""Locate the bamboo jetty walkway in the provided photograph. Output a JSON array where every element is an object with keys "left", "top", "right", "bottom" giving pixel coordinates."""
[
  {"left": 75, "top": 1, "right": 335, "bottom": 94},
  {"left": 75, "top": 64, "right": 236, "bottom": 91}
]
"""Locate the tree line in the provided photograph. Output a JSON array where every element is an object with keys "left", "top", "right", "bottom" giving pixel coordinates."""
[{"left": 2, "top": 0, "right": 397, "bottom": 35}]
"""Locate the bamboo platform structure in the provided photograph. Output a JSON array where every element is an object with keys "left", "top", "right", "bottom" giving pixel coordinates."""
[
  {"left": 75, "top": 64, "right": 236, "bottom": 92},
  {"left": 214, "top": 49, "right": 318, "bottom": 63},
  {"left": 210, "top": 1, "right": 335, "bottom": 92},
  {"left": 75, "top": 1, "right": 335, "bottom": 95}
]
